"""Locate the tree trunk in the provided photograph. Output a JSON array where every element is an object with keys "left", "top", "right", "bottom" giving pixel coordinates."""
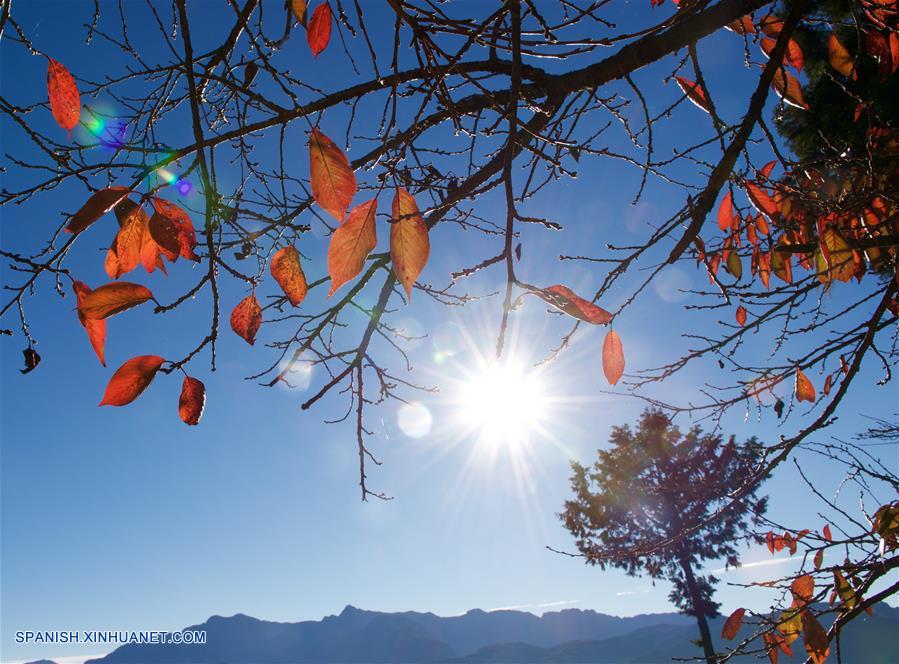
[{"left": 679, "top": 558, "right": 717, "bottom": 664}]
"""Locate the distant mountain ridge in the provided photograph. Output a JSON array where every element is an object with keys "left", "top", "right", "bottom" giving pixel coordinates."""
[{"left": 83, "top": 603, "right": 899, "bottom": 663}]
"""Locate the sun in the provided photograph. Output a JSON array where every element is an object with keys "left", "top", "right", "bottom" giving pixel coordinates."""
[{"left": 456, "top": 359, "right": 548, "bottom": 447}]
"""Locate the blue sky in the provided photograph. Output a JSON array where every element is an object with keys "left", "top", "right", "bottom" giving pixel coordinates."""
[{"left": 1, "top": 2, "right": 896, "bottom": 663}]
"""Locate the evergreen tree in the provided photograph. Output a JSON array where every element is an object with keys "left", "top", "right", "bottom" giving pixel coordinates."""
[{"left": 560, "top": 410, "right": 768, "bottom": 664}]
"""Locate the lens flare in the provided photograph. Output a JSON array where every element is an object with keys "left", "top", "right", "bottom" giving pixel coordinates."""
[
  {"left": 456, "top": 360, "right": 547, "bottom": 447},
  {"left": 398, "top": 402, "right": 433, "bottom": 438}
]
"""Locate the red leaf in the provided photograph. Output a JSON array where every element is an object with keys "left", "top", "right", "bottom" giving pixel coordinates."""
[
  {"left": 795, "top": 368, "right": 816, "bottom": 403},
  {"left": 718, "top": 191, "right": 735, "bottom": 231},
  {"left": 760, "top": 36, "right": 804, "bottom": 72},
  {"left": 763, "top": 632, "right": 779, "bottom": 664},
  {"left": 328, "top": 199, "right": 378, "bottom": 297},
  {"left": 108, "top": 205, "right": 151, "bottom": 278},
  {"left": 823, "top": 374, "right": 832, "bottom": 396},
  {"left": 744, "top": 181, "right": 777, "bottom": 219},
  {"left": 725, "top": 16, "right": 756, "bottom": 35},
  {"left": 736, "top": 305, "right": 747, "bottom": 327},
  {"left": 99, "top": 355, "right": 164, "bottom": 407},
  {"left": 270, "top": 246, "right": 308, "bottom": 306},
  {"left": 231, "top": 294, "right": 262, "bottom": 345},
  {"left": 814, "top": 550, "right": 823, "bottom": 569},
  {"left": 309, "top": 128, "right": 356, "bottom": 222},
  {"left": 73, "top": 281, "right": 107, "bottom": 366},
  {"left": 771, "top": 67, "right": 809, "bottom": 110},
  {"left": 390, "top": 187, "right": 430, "bottom": 299},
  {"left": 534, "top": 285, "right": 612, "bottom": 324},
  {"left": 178, "top": 376, "right": 206, "bottom": 426},
  {"left": 148, "top": 213, "right": 183, "bottom": 262},
  {"left": 766, "top": 531, "right": 775, "bottom": 554},
  {"left": 823, "top": 524, "right": 832, "bottom": 541},
  {"left": 151, "top": 198, "right": 199, "bottom": 261},
  {"left": 721, "top": 608, "right": 745, "bottom": 640},
  {"left": 65, "top": 187, "right": 131, "bottom": 234},
  {"left": 675, "top": 76, "right": 711, "bottom": 113},
  {"left": 602, "top": 330, "right": 625, "bottom": 386},
  {"left": 78, "top": 282, "right": 154, "bottom": 319},
  {"left": 47, "top": 58, "right": 80, "bottom": 134},
  {"left": 307, "top": 3, "right": 332, "bottom": 57}
]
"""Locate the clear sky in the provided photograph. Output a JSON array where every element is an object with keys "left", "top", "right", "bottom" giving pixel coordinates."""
[{"left": 1, "top": 2, "right": 895, "bottom": 663}]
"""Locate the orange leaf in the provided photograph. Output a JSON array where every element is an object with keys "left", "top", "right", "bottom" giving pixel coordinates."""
[
  {"left": 65, "top": 187, "right": 131, "bottom": 234},
  {"left": 771, "top": 248, "right": 792, "bottom": 284},
  {"left": 801, "top": 611, "right": 830, "bottom": 664},
  {"left": 823, "top": 524, "right": 832, "bottom": 541},
  {"left": 602, "top": 330, "right": 625, "bottom": 386},
  {"left": 534, "top": 285, "right": 612, "bottom": 324},
  {"left": 760, "top": 36, "right": 804, "bottom": 72},
  {"left": 823, "top": 374, "right": 832, "bottom": 396},
  {"left": 178, "top": 376, "right": 206, "bottom": 426},
  {"left": 816, "top": 228, "right": 854, "bottom": 283},
  {"left": 828, "top": 34, "right": 855, "bottom": 78},
  {"left": 791, "top": 575, "right": 815, "bottom": 605},
  {"left": 108, "top": 205, "right": 149, "bottom": 278},
  {"left": 309, "top": 128, "right": 356, "bottom": 222},
  {"left": 744, "top": 181, "right": 777, "bottom": 219},
  {"left": 717, "top": 191, "right": 735, "bottom": 231},
  {"left": 736, "top": 305, "right": 747, "bottom": 327},
  {"left": 291, "top": 0, "right": 307, "bottom": 23},
  {"left": 328, "top": 198, "right": 378, "bottom": 297},
  {"left": 47, "top": 57, "right": 80, "bottom": 134},
  {"left": 795, "top": 368, "right": 816, "bottom": 403},
  {"left": 99, "top": 355, "right": 164, "bottom": 407},
  {"left": 764, "top": 632, "right": 779, "bottom": 664},
  {"left": 307, "top": 2, "right": 332, "bottom": 57},
  {"left": 721, "top": 608, "right": 745, "bottom": 640},
  {"left": 390, "top": 187, "right": 430, "bottom": 299},
  {"left": 73, "top": 281, "right": 107, "bottom": 366},
  {"left": 78, "top": 282, "right": 153, "bottom": 319},
  {"left": 675, "top": 76, "right": 711, "bottom": 113},
  {"left": 231, "top": 294, "right": 262, "bottom": 345},
  {"left": 814, "top": 550, "right": 823, "bottom": 569},
  {"left": 771, "top": 67, "right": 809, "bottom": 110},
  {"left": 270, "top": 246, "right": 308, "bottom": 306}
]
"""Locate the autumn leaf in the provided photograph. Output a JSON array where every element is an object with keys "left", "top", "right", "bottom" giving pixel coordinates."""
[
  {"left": 328, "top": 198, "right": 377, "bottom": 297},
  {"left": 777, "top": 608, "right": 802, "bottom": 646},
  {"left": 823, "top": 374, "right": 832, "bottom": 396},
  {"left": 151, "top": 198, "right": 199, "bottom": 261},
  {"left": 815, "top": 228, "right": 854, "bottom": 283},
  {"left": 78, "top": 282, "right": 153, "bottom": 319},
  {"left": 823, "top": 524, "right": 832, "bottom": 541},
  {"left": 800, "top": 611, "right": 830, "bottom": 664},
  {"left": 717, "top": 190, "right": 735, "bottom": 231},
  {"left": 771, "top": 67, "right": 809, "bottom": 110},
  {"left": 291, "top": 0, "right": 307, "bottom": 23},
  {"left": 771, "top": 248, "right": 793, "bottom": 284},
  {"left": 270, "top": 245, "right": 308, "bottom": 306},
  {"left": 763, "top": 633, "right": 779, "bottom": 664},
  {"left": 390, "top": 187, "right": 430, "bottom": 299},
  {"left": 814, "top": 549, "right": 823, "bottom": 569},
  {"left": 148, "top": 213, "right": 183, "bottom": 262},
  {"left": 307, "top": 2, "right": 332, "bottom": 57},
  {"left": 791, "top": 574, "right": 814, "bottom": 606},
  {"left": 795, "top": 368, "right": 816, "bottom": 403},
  {"left": 309, "top": 128, "right": 356, "bottom": 222},
  {"left": 833, "top": 569, "right": 857, "bottom": 611},
  {"left": 47, "top": 57, "right": 80, "bottom": 134},
  {"left": 760, "top": 36, "right": 804, "bottom": 72},
  {"left": 744, "top": 181, "right": 778, "bottom": 219},
  {"left": 73, "top": 281, "right": 107, "bottom": 366},
  {"left": 602, "top": 330, "right": 625, "bottom": 386},
  {"left": 828, "top": 33, "right": 855, "bottom": 78},
  {"left": 178, "top": 376, "right": 205, "bottom": 426},
  {"left": 735, "top": 305, "right": 747, "bottom": 326},
  {"left": 675, "top": 76, "right": 711, "bottom": 113},
  {"left": 65, "top": 187, "right": 131, "bottom": 234},
  {"left": 725, "top": 16, "right": 755, "bottom": 35},
  {"left": 533, "top": 285, "right": 612, "bottom": 324},
  {"left": 231, "top": 294, "right": 262, "bottom": 345},
  {"left": 108, "top": 205, "right": 150, "bottom": 278},
  {"left": 725, "top": 250, "right": 743, "bottom": 280},
  {"left": 721, "top": 607, "right": 745, "bottom": 640},
  {"left": 20, "top": 348, "right": 41, "bottom": 375},
  {"left": 99, "top": 355, "right": 164, "bottom": 407}
]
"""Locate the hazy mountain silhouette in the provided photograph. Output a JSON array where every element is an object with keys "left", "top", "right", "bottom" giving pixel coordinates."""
[{"left": 83, "top": 603, "right": 898, "bottom": 663}]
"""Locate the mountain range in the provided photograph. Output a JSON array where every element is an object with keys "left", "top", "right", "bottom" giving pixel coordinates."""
[{"left": 32, "top": 603, "right": 895, "bottom": 663}]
